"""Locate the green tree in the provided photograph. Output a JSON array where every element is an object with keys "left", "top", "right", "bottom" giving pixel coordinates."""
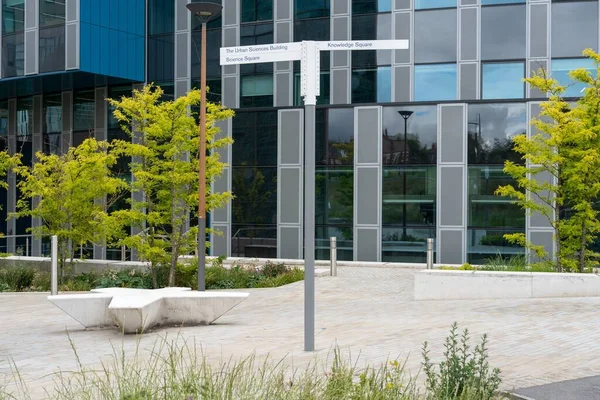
[
  {"left": 497, "top": 49, "right": 600, "bottom": 272},
  {"left": 108, "top": 85, "right": 234, "bottom": 287},
  {"left": 12, "top": 138, "right": 126, "bottom": 274}
]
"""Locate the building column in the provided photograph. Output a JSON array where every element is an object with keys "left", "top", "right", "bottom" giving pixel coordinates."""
[
  {"left": 31, "top": 95, "right": 43, "bottom": 256},
  {"left": 354, "top": 106, "right": 382, "bottom": 262},
  {"left": 458, "top": 1, "right": 479, "bottom": 100},
  {"left": 24, "top": 0, "right": 38, "bottom": 76},
  {"left": 527, "top": 0, "right": 550, "bottom": 98},
  {"left": 437, "top": 103, "right": 467, "bottom": 264},
  {"left": 175, "top": 0, "right": 191, "bottom": 98},
  {"left": 93, "top": 87, "right": 107, "bottom": 260},
  {"left": 526, "top": 102, "right": 555, "bottom": 263},
  {"left": 222, "top": 0, "right": 240, "bottom": 109},
  {"left": 330, "top": 0, "right": 351, "bottom": 105},
  {"left": 130, "top": 83, "right": 145, "bottom": 261},
  {"left": 392, "top": 0, "right": 411, "bottom": 102},
  {"left": 6, "top": 100, "right": 16, "bottom": 254},
  {"left": 210, "top": 119, "right": 232, "bottom": 257},
  {"left": 274, "top": 0, "right": 293, "bottom": 107},
  {"left": 65, "top": 0, "right": 79, "bottom": 70},
  {"left": 277, "top": 109, "right": 303, "bottom": 259}
]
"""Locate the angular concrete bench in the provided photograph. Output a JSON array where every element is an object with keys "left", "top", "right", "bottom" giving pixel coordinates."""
[{"left": 48, "top": 287, "right": 249, "bottom": 334}]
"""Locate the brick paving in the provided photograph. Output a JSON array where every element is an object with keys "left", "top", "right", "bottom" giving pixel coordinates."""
[{"left": 2, "top": 266, "right": 600, "bottom": 397}]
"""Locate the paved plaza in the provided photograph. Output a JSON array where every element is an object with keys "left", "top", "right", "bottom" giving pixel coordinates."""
[{"left": 3, "top": 266, "right": 600, "bottom": 397}]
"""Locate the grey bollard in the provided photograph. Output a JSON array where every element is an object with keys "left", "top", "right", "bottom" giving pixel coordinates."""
[
  {"left": 426, "top": 238, "right": 434, "bottom": 270},
  {"left": 330, "top": 237, "right": 337, "bottom": 277},
  {"left": 51, "top": 235, "right": 58, "bottom": 295}
]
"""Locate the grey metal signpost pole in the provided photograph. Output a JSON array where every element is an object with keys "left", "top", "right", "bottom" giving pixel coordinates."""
[{"left": 220, "top": 39, "right": 408, "bottom": 352}]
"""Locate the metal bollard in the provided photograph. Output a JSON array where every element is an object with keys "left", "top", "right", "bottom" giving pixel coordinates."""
[
  {"left": 426, "top": 238, "right": 434, "bottom": 270},
  {"left": 51, "top": 235, "right": 58, "bottom": 295},
  {"left": 330, "top": 237, "right": 337, "bottom": 277}
]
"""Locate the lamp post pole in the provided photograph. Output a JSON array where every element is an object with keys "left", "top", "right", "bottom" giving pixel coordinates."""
[
  {"left": 398, "top": 110, "right": 413, "bottom": 240},
  {"left": 188, "top": 2, "right": 223, "bottom": 292}
]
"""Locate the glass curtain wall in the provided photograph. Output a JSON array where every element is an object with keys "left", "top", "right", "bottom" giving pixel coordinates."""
[
  {"left": 231, "top": 111, "right": 278, "bottom": 257},
  {"left": 191, "top": 5, "right": 223, "bottom": 103},
  {"left": 0, "top": 102, "right": 8, "bottom": 248},
  {"left": 467, "top": 103, "right": 526, "bottom": 263},
  {"left": 43, "top": 94, "right": 62, "bottom": 155},
  {"left": 39, "top": 0, "right": 65, "bottom": 72},
  {"left": 382, "top": 105, "right": 437, "bottom": 262},
  {"left": 72, "top": 90, "right": 95, "bottom": 146},
  {"left": 315, "top": 108, "right": 354, "bottom": 260},
  {"left": 15, "top": 97, "right": 33, "bottom": 252},
  {"left": 239, "top": 23, "right": 274, "bottom": 107},
  {"left": 2, "top": 0, "right": 25, "bottom": 77},
  {"left": 147, "top": 0, "right": 175, "bottom": 88}
]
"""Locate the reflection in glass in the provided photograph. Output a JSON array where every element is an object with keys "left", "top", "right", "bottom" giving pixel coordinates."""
[
  {"left": 316, "top": 226, "right": 353, "bottom": 261},
  {"left": 240, "top": 75, "right": 274, "bottom": 107},
  {"left": 414, "top": 63, "right": 457, "bottom": 102},
  {"left": 467, "top": 103, "right": 526, "bottom": 165},
  {"left": 241, "top": 0, "right": 273, "bottom": 22},
  {"left": 17, "top": 97, "right": 32, "bottom": 168},
  {"left": 73, "top": 90, "right": 95, "bottom": 132},
  {"left": 148, "top": 0, "right": 174, "bottom": 35},
  {"left": 414, "top": 0, "right": 456, "bottom": 9},
  {"left": 3, "top": 0, "right": 24, "bottom": 33},
  {"left": 0, "top": 102, "right": 8, "bottom": 137},
  {"left": 107, "top": 86, "right": 132, "bottom": 130},
  {"left": 481, "top": 5, "right": 526, "bottom": 61},
  {"left": 240, "top": 23, "right": 274, "bottom": 75},
  {"left": 43, "top": 94, "right": 62, "bottom": 134},
  {"left": 414, "top": 9, "right": 457, "bottom": 63},
  {"left": 40, "top": 0, "right": 65, "bottom": 27},
  {"left": 351, "top": 67, "right": 391, "bottom": 104},
  {"left": 467, "top": 228, "right": 524, "bottom": 264},
  {"left": 552, "top": 1, "right": 598, "bottom": 59},
  {"left": 316, "top": 108, "right": 354, "bottom": 165},
  {"left": 482, "top": 62, "right": 524, "bottom": 100},
  {"left": 39, "top": 26, "right": 65, "bottom": 73},
  {"left": 295, "top": 0, "right": 330, "bottom": 19},
  {"left": 231, "top": 225, "right": 277, "bottom": 258},
  {"left": 2, "top": 32, "right": 24, "bottom": 77},
  {"left": 294, "top": 17, "right": 330, "bottom": 42},
  {"left": 293, "top": 71, "right": 330, "bottom": 106},
  {"left": 551, "top": 58, "right": 596, "bottom": 98},
  {"left": 147, "top": 35, "right": 174, "bottom": 83},
  {"left": 192, "top": 28, "right": 222, "bottom": 79},
  {"left": 232, "top": 111, "right": 277, "bottom": 166},
  {"left": 382, "top": 106, "right": 437, "bottom": 165}
]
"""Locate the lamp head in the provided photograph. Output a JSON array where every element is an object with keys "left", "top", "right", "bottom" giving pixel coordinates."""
[
  {"left": 398, "top": 110, "right": 414, "bottom": 120},
  {"left": 187, "top": 2, "right": 223, "bottom": 24}
]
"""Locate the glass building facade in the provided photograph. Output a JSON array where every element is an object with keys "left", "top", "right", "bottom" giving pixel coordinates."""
[{"left": 0, "top": 0, "right": 591, "bottom": 264}]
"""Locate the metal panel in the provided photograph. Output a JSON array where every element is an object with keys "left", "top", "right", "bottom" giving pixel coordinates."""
[
  {"left": 223, "top": 76, "right": 238, "bottom": 108},
  {"left": 279, "top": 226, "right": 301, "bottom": 259},
  {"left": 440, "top": 229, "right": 463, "bottom": 264},
  {"left": 356, "top": 108, "right": 380, "bottom": 164},
  {"left": 212, "top": 168, "right": 230, "bottom": 223},
  {"left": 331, "top": 69, "right": 349, "bottom": 104},
  {"left": 530, "top": 231, "right": 554, "bottom": 263},
  {"left": 223, "top": 0, "right": 238, "bottom": 26},
  {"left": 176, "top": 0, "right": 190, "bottom": 31},
  {"left": 356, "top": 228, "right": 379, "bottom": 262},
  {"left": 440, "top": 167, "right": 464, "bottom": 227},
  {"left": 214, "top": 119, "right": 231, "bottom": 164},
  {"left": 223, "top": 26, "right": 238, "bottom": 46},
  {"left": 393, "top": 65, "right": 411, "bottom": 102},
  {"left": 66, "top": 23, "right": 78, "bottom": 69},
  {"left": 275, "top": 21, "right": 291, "bottom": 43},
  {"left": 460, "top": 63, "right": 477, "bottom": 100},
  {"left": 175, "top": 80, "right": 189, "bottom": 98},
  {"left": 440, "top": 105, "right": 464, "bottom": 164},
  {"left": 275, "top": 72, "right": 291, "bottom": 107},
  {"left": 333, "top": 0, "right": 349, "bottom": 15},
  {"left": 394, "top": 0, "right": 410, "bottom": 10},
  {"left": 175, "top": 32, "right": 188, "bottom": 79},
  {"left": 394, "top": 12, "right": 410, "bottom": 64},
  {"left": 66, "top": 0, "right": 78, "bottom": 22},
  {"left": 25, "top": 30, "right": 37, "bottom": 75},
  {"left": 279, "top": 110, "right": 302, "bottom": 165},
  {"left": 25, "top": 0, "right": 37, "bottom": 30},
  {"left": 461, "top": 0, "right": 477, "bottom": 5},
  {"left": 529, "top": 170, "right": 553, "bottom": 229},
  {"left": 530, "top": 4, "right": 548, "bottom": 58},
  {"left": 356, "top": 167, "right": 379, "bottom": 226},
  {"left": 275, "top": 0, "right": 291, "bottom": 20},
  {"left": 460, "top": 7, "right": 477, "bottom": 61},
  {"left": 211, "top": 224, "right": 229, "bottom": 257},
  {"left": 332, "top": 17, "right": 350, "bottom": 68},
  {"left": 528, "top": 60, "right": 547, "bottom": 99},
  {"left": 280, "top": 168, "right": 301, "bottom": 224}
]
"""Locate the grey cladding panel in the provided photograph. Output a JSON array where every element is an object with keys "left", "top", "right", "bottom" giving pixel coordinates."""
[
  {"left": 176, "top": 0, "right": 189, "bottom": 31},
  {"left": 530, "top": 170, "right": 553, "bottom": 229},
  {"left": 356, "top": 228, "right": 379, "bottom": 262},
  {"left": 460, "top": 63, "right": 477, "bottom": 100},
  {"left": 66, "top": 0, "right": 77, "bottom": 22},
  {"left": 176, "top": 80, "right": 189, "bottom": 98},
  {"left": 212, "top": 169, "right": 230, "bottom": 223},
  {"left": 394, "top": 13, "right": 410, "bottom": 64},
  {"left": 25, "top": 0, "right": 36, "bottom": 29},
  {"left": 212, "top": 225, "right": 229, "bottom": 257},
  {"left": 175, "top": 33, "right": 188, "bottom": 79},
  {"left": 331, "top": 69, "right": 349, "bottom": 104},
  {"left": 275, "top": 21, "right": 291, "bottom": 43},
  {"left": 530, "top": 231, "right": 554, "bottom": 263},
  {"left": 223, "top": 76, "right": 238, "bottom": 108},
  {"left": 394, "top": 66, "right": 410, "bottom": 102},
  {"left": 530, "top": 4, "right": 548, "bottom": 58},
  {"left": 460, "top": 8, "right": 477, "bottom": 61},
  {"left": 332, "top": 16, "right": 349, "bottom": 40},
  {"left": 25, "top": 30, "right": 37, "bottom": 75},
  {"left": 440, "top": 105, "right": 464, "bottom": 163},
  {"left": 223, "top": 0, "right": 237, "bottom": 25},
  {"left": 333, "top": 51, "right": 349, "bottom": 68},
  {"left": 280, "top": 169, "right": 301, "bottom": 224},
  {"left": 214, "top": 120, "right": 230, "bottom": 163},
  {"left": 275, "top": 0, "right": 291, "bottom": 20},
  {"left": 440, "top": 167, "right": 464, "bottom": 227},
  {"left": 440, "top": 230, "right": 463, "bottom": 264},
  {"left": 279, "top": 110, "right": 302, "bottom": 165},
  {"left": 275, "top": 73, "right": 291, "bottom": 107},
  {"left": 333, "top": 0, "right": 349, "bottom": 15},
  {"left": 356, "top": 108, "right": 380, "bottom": 164},
  {"left": 356, "top": 167, "right": 379, "bottom": 226},
  {"left": 280, "top": 227, "right": 301, "bottom": 259},
  {"left": 528, "top": 60, "right": 547, "bottom": 99},
  {"left": 394, "top": 0, "right": 410, "bottom": 10},
  {"left": 461, "top": 0, "right": 477, "bottom": 5},
  {"left": 223, "top": 27, "right": 238, "bottom": 47},
  {"left": 66, "top": 23, "right": 77, "bottom": 69}
]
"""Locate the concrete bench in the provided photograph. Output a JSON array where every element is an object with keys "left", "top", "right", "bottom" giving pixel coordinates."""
[{"left": 48, "top": 287, "right": 249, "bottom": 334}]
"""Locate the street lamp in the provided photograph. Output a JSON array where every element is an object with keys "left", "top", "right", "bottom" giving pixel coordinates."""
[
  {"left": 398, "top": 110, "right": 413, "bottom": 240},
  {"left": 188, "top": 1, "right": 223, "bottom": 291}
]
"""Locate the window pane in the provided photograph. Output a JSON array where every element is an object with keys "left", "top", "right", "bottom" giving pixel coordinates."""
[
  {"left": 16, "top": 97, "right": 32, "bottom": 139},
  {"left": 232, "top": 111, "right": 277, "bottom": 166},
  {"left": 382, "top": 105, "right": 437, "bottom": 165},
  {"left": 482, "top": 62, "right": 524, "bottom": 100},
  {"left": 551, "top": 58, "right": 596, "bottom": 98},
  {"left": 2, "top": 33, "right": 24, "bottom": 78},
  {"left": 148, "top": 0, "right": 174, "bottom": 35},
  {"left": 481, "top": 0, "right": 523, "bottom": 4},
  {"left": 240, "top": 23, "right": 274, "bottom": 75},
  {"left": 552, "top": 1, "right": 598, "bottom": 58},
  {"left": 295, "top": 0, "right": 330, "bottom": 19},
  {"left": 316, "top": 226, "right": 353, "bottom": 260},
  {"left": 231, "top": 167, "right": 278, "bottom": 224},
  {"left": 317, "top": 108, "right": 354, "bottom": 165},
  {"left": 293, "top": 71, "right": 330, "bottom": 106},
  {"left": 352, "top": 0, "right": 376, "bottom": 14},
  {"left": 43, "top": 94, "right": 62, "bottom": 134},
  {"left": 415, "top": 0, "right": 456, "bottom": 10},
  {"left": 73, "top": 90, "right": 95, "bottom": 132},
  {"left": 316, "top": 167, "right": 353, "bottom": 226},
  {"left": 107, "top": 86, "right": 132, "bottom": 130},
  {"left": 0, "top": 101, "right": 8, "bottom": 137},
  {"left": 352, "top": 69, "right": 376, "bottom": 103},
  {"left": 414, "top": 9, "right": 457, "bottom": 63},
  {"left": 377, "top": 66, "right": 392, "bottom": 103},
  {"left": 467, "top": 103, "right": 526, "bottom": 165},
  {"left": 40, "top": 0, "right": 65, "bottom": 27},
  {"left": 414, "top": 64, "right": 457, "bottom": 101},
  {"left": 191, "top": 28, "right": 221, "bottom": 79},
  {"left": 147, "top": 35, "right": 174, "bottom": 83},
  {"left": 467, "top": 228, "right": 524, "bottom": 264},
  {"left": 294, "top": 17, "right": 330, "bottom": 41},
  {"left": 352, "top": 15, "right": 376, "bottom": 68},
  {"left": 481, "top": 5, "right": 526, "bottom": 60},
  {"left": 3, "top": 0, "right": 24, "bottom": 33},
  {"left": 39, "top": 26, "right": 65, "bottom": 73},
  {"left": 240, "top": 75, "right": 274, "bottom": 107},
  {"left": 241, "top": 0, "right": 273, "bottom": 22}
]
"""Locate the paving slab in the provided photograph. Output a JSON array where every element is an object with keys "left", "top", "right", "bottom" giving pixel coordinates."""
[{"left": 512, "top": 375, "right": 600, "bottom": 400}]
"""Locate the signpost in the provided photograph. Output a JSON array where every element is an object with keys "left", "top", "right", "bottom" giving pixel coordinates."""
[{"left": 220, "top": 39, "right": 408, "bottom": 352}]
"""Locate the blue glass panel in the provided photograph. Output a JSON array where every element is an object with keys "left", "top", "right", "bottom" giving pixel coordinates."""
[
  {"left": 481, "top": 0, "right": 523, "bottom": 4},
  {"left": 552, "top": 58, "right": 596, "bottom": 98},
  {"left": 414, "top": 64, "right": 457, "bottom": 101},
  {"left": 377, "top": 66, "right": 392, "bottom": 103},
  {"left": 379, "top": 0, "right": 392, "bottom": 12},
  {"left": 80, "top": 0, "right": 91, "bottom": 23},
  {"left": 415, "top": 0, "right": 456, "bottom": 10},
  {"left": 482, "top": 62, "right": 524, "bottom": 100}
]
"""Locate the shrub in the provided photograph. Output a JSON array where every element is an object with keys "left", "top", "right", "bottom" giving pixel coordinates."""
[
  {"left": 31, "top": 271, "right": 51, "bottom": 291},
  {"left": 262, "top": 260, "right": 289, "bottom": 278},
  {"left": 0, "top": 282, "right": 9, "bottom": 292},
  {"left": 0, "top": 267, "right": 36, "bottom": 291},
  {"left": 422, "top": 323, "right": 501, "bottom": 400},
  {"left": 96, "top": 269, "right": 147, "bottom": 289}
]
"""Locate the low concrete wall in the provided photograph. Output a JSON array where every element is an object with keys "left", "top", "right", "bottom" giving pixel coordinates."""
[{"left": 414, "top": 270, "right": 600, "bottom": 300}]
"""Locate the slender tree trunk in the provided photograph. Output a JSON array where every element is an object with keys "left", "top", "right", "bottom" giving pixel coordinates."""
[
  {"left": 579, "top": 218, "right": 587, "bottom": 273},
  {"left": 151, "top": 261, "right": 158, "bottom": 289}
]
